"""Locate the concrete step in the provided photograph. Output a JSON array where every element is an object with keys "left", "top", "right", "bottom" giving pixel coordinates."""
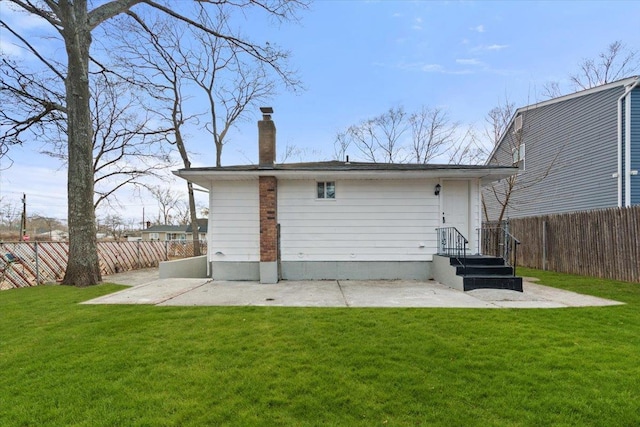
[
  {"left": 463, "top": 275, "right": 523, "bottom": 292},
  {"left": 456, "top": 265, "right": 514, "bottom": 276},
  {"left": 449, "top": 256, "right": 506, "bottom": 266}
]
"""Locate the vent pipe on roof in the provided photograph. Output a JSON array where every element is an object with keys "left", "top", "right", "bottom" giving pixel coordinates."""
[{"left": 259, "top": 107, "right": 276, "bottom": 167}]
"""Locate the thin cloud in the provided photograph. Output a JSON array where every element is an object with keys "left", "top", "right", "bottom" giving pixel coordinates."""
[
  {"left": 456, "top": 58, "right": 484, "bottom": 66},
  {"left": 387, "top": 61, "right": 444, "bottom": 73},
  {"left": 471, "top": 44, "right": 509, "bottom": 52},
  {"left": 421, "top": 63, "right": 444, "bottom": 72},
  {"left": 471, "top": 25, "right": 485, "bottom": 33},
  {"left": 486, "top": 44, "right": 509, "bottom": 51}
]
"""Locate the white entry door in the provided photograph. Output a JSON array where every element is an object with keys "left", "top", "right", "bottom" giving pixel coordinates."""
[{"left": 442, "top": 180, "right": 470, "bottom": 240}]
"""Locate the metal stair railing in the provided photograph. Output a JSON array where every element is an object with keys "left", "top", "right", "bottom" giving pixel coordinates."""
[
  {"left": 477, "top": 226, "right": 521, "bottom": 277},
  {"left": 436, "top": 227, "right": 469, "bottom": 268}
]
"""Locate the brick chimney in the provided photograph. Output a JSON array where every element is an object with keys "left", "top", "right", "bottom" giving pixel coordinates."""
[
  {"left": 258, "top": 107, "right": 276, "bottom": 167},
  {"left": 258, "top": 107, "right": 278, "bottom": 283}
]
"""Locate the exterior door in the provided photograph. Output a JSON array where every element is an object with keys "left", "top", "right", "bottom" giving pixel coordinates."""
[{"left": 442, "top": 180, "right": 470, "bottom": 240}]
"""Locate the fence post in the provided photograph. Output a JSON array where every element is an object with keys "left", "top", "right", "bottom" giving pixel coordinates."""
[
  {"left": 502, "top": 219, "right": 509, "bottom": 261},
  {"left": 542, "top": 220, "right": 547, "bottom": 271},
  {"left": 34, "top": 241, "right": 40, "bottom": 285},
  {"left": 137, "top": 241, "right": 141, "bottom": 268}
]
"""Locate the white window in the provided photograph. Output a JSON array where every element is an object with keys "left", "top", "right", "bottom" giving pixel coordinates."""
[
  {"left": 149, "top": 232, "right": 159, "bottom": 240},
  {"left": 512, "top": 143, "right": 525, "bottom": 168},
  {"left": 514, "top": 114, "right": 523, "bottom": 133},
  {"left": 317, "top": 181, "right": 336, "bottom": 199}
]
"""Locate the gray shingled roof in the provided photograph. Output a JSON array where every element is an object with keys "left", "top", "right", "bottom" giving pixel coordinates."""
[
  {"left": 179, "top": 160, "right": 516, "bottom": 173},
  {"left": 185, "top": 218, "right": 208, "bottom": 233},
  {"left": 142, "top": 225, "right": 187, "bottom": 233}
]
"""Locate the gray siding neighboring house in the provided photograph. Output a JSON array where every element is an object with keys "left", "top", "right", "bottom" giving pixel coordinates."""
[
  {"left": 484, "top": 76, "right": 640, "bottom": 220},
  {"left": 630, "top": 88, "right": 640, "bottom": 204}
]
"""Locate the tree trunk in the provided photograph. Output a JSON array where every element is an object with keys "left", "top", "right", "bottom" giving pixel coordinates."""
[
  {"left": 173, "top": 115, "right": 201, "bottom": 257},
  {"left": 187, "top": 182, "right": 201, "bottom": 257},
  {"left": 61, "top": 1, "right": 102, "bottom": 286}
]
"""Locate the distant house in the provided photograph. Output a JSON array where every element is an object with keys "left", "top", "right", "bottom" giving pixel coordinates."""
[
  {"left": 175, "top": 108, "right": 517, "bottom": 286},
  {"left": 141, "top": 219, "right": 208, "bottom": 242},
  {"left": 141, "top": 224, "right": 188, "bottom": 241},
  {"left": 484, "top": 76, "right": 640, "bottom": 220},
  {"left": 185, "top": 218, "right": 208, "bottom": 243}
]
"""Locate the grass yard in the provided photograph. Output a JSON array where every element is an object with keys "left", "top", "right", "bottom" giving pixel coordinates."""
[{"left": 1, "top": 268, "right": 639, "bottom": 426}]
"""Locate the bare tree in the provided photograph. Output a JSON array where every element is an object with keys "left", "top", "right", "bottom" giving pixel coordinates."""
[
  {"left": 173, "top": 200, "right": 191, "bottom": 225},
  {"left": 148, "top": 185, "right": 183, "bottom": 225},
  {"left": 113, "top": 7, "right": 297, "bottom": 256},
  {"left": 409, "top": 106, "right": 457, "bottom": 164},
  {"left": 335, "top": 105, "right": 470, "bottom": 164},
  {"left": 485, "top": 99, "right": 515, "bottom": 146},
  {"left": 183, "top": 8, "right": 281, "bottom": 167},
  {"left": 571, "top": 41, "right": 639, "bottom": 90},
  {"left": 37, "top": 73, "right": 175, "bottom": 210},
  {"left": 98, "top": 213, "right": 125, "bottom": 240},
  {"left": 0, "top": 0, "right": 307, "bottom": 286},
  {"left": 0, "top": 199, "right": 21, "bottom": 231},
  {"left": 338, "top": 106, "right": 409, "bottom": 163},
  {"left": 447, "top": 127, "right": 486, "bottom": 165},
  {"left": 540, "top": 81, "right": 562, "bottom": 100},
  {"left": 333, "top": 131, "right": 351, "bottom": 162},
  {"left": 540, "top": 40, "right": 639, "bottom": 100},
  {"left": 482, "top": 108, "right": 564, "bottom": 223},
  {"left": 480, "top": 94, "right": 521, "bottom": 222},
  {"left": 108, "top": 15, "right": 204, "bottom": 254}
]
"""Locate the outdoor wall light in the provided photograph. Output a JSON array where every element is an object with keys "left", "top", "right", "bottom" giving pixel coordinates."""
[{"left": 434, "top": 183, "right": 441, "bottom": 196}]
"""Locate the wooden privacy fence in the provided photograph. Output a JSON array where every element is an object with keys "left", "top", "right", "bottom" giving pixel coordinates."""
[
  {"left": 0, "top": 240, "right": 207, "bottom": 290},
  {"left": 484, "top": 206, "right": 640, "bottom": 283}
]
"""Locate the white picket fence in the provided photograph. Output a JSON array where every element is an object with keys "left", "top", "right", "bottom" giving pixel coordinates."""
[{"left": 0, "top": 241, "right": 207, "bottom": 290}]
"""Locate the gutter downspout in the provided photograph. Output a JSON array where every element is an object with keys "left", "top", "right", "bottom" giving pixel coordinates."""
[{"left": 617, "top": 77, "right": 640, "bottom": 207}]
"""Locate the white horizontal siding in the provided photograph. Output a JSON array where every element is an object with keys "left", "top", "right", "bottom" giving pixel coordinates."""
[
  {"left": 208, "top": 181, "right": 259, "bottom": 262},
  {"left": 278, "top": 179, "right": 439, "bottom": 261}
]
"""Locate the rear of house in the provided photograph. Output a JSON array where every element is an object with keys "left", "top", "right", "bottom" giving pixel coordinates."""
[
  {"left": 484, "top": 76, "right": 640, "bottom": 220},
  {"left": 177, "top": 108, "right": 516, "bottom": 284}
]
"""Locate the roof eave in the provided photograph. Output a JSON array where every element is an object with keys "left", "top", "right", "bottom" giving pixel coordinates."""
[{"left": 174, "top": 166, "right": 518, "bottom": 188}]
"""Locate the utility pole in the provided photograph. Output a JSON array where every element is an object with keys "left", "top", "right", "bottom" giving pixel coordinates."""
[{"left": 20, "top": 193, "right": 27, "bottom": 241}]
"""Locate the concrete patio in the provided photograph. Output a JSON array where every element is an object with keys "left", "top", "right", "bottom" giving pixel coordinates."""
[{"left": 83, "top": 268, "right": 624, "bottom": 309}]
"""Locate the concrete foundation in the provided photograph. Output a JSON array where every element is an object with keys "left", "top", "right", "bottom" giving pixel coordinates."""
[
  {"left": 210, "top": 261, "right": 260, "bottom": 281},
  {"left": 281, "top": 261, "right": 431, "bottom": 281},
  {"left": 432, "top": 255, "right": 464, "bottom": 291},
  {"left": 260, "top": 261, "right": 279, "bottom": 284},
  {"left": 159, "top": 255, "right": 208, "bottom": 279}
]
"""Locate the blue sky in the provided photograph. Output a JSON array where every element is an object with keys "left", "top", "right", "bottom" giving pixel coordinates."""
[{"left": 1, "top": 0, "right": 639, "bottom": 225}]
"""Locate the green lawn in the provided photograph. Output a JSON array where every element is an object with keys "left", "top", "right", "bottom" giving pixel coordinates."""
[{"left": 1, "top": 269, "right": 639, "bottom": 426}]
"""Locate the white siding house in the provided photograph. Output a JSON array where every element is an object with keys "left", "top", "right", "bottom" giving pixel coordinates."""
[{"left": 176, "top": 109, "right": 516, "bottom": 284}]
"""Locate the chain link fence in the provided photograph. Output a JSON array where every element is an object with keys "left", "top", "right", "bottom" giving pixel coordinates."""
[{"left": 0, "top": 240, "right": 207, "bottom": 290}]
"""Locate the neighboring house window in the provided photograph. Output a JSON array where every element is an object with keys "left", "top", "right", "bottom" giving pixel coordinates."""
[
  {"left": 514, "top": 114, "right": 523, "bottom": 133},
  {"left": 512, "top": 143, "right": 525, "bottom": 169},
  {"left": 317, "top": 181, "right": 336, "bottom": 199},
  {"left": 149, "top": 232, "right": 159, "bottom": 240}
]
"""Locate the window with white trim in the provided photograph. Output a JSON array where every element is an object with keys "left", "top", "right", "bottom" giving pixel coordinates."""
[
  {"left": 514, "top": 114, "right": 523, "bottom": 133},
  {"left": 317, "top": 181, "right": 336, "bottom": 199},
  {"left": 512, "top": 143, "right": 525, "bottom": 169}
]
